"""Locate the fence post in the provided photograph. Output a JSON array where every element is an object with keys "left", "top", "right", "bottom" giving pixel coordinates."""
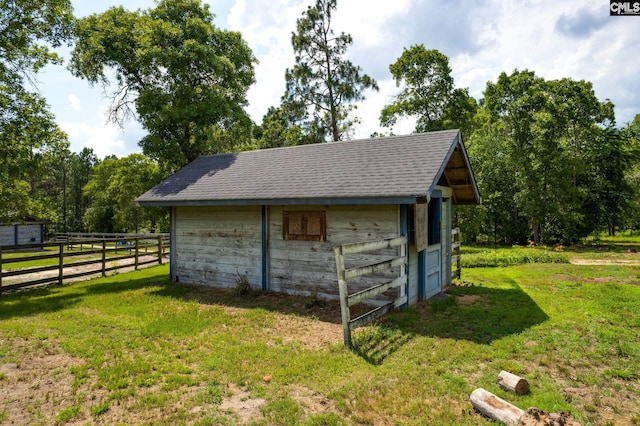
[
  {"left": 58, "top": 244, "right": 64, "bottom": 286},
  {"left": 0, "top": 246, "right": 3, "bottom": 295},
  {"left": 101, "top": 241, "right": 106, "bottom": 277},
  {"left": 135, "top": 237, "right": 139, "bottom": 270},
  {"left": 334, "top": 246, "right": 351, "bottom": 348},
  {"left": 157, "top": 236, "right": 163, "bottom": 265}
]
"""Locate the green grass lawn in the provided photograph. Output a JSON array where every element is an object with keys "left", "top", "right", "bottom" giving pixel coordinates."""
[{"left": 1, "top": 250, "right": 639, "bottom": 424}]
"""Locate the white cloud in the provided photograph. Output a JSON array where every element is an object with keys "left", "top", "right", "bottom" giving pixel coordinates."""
[
  {"left": 52, "top": 0, "right": 640, "bottom": 159},
  {"left": 60, "top": 120, "right": 128, "bottom": 159},
  {"left": 68, "top": 94, "right": 81, "bottom": 110}
]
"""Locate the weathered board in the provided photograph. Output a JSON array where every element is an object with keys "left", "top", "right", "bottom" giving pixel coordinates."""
[
  {"left": 414, "top": 201, "right": 428, "bottom": 252},
  {"left": 268, "top": 204, "right": 400, "bottom": 299},
  {"left": 173, "top": 206, "right": 262, "bottom": 288},
  {"left": 0, "top": 224, "right": 43, "bottom": 246}
]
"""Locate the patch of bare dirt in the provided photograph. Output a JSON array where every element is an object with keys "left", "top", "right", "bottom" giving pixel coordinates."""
[
  {"left": 267, "top": 316, "right": 342, "bottom": 349},
  {"left": 518, "top": 408, "right": 581, "bottom": 425},
  {"left": 219, "top": 383, "right": 266, "bottom": 423},
  {"left": 0, "top": 339, "right": 86, "bottom": 425},
  {"left": 456, "top": 294, "right": 482, "bottom": 306},
  {"left": 569, "top": 258, "right": 640, "bottom": 266},
  {"left": 550, "top": 273, "right": 640, "bottom": 286},
  {"left": 217, "top": 383, "right": 341, "bottom": 424},
  {"left": 288, "top": 384, "right": 340, "bottom": 416}
]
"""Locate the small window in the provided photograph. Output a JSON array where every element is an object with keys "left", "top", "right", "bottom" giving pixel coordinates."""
[{"left": 283, "top": 211, "right": 326, "bottom": 241}]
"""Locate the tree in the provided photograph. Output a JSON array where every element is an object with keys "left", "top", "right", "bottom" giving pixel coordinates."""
[
  {"left": 380, "top": 45, "right": 477, "bottom": 138},
  {"left": 476, "top": 69, "right": 617, "bottom": 244},
  {"left": 70, "top": 0, "right": 256, "bottom": 171},
  {"left": 0, "top": 0, "right": 74, "bottom": 85},
  {"left": 0, "top": 87, "right": 71, "bottom": 223},
  {"left": 0, "top": 0, "right": 75, "bottom": 223},
  {"left": 284, "top": 0, "right": 378, "bottom": 142},
  {"left": 83, "top": 154, "right": 166, "bottom": 233}
]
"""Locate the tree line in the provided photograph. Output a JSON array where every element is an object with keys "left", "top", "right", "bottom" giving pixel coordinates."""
[{"left": 2, "top": 0, "right": 639, "bottom": 243}]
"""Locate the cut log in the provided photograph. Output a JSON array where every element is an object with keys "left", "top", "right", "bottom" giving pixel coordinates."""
[
  {"left": 497, "top": 370, "right": 530, "bottom": 395},
  {"left": 470, "top": 388, "right": 524, "bottom": 426}
]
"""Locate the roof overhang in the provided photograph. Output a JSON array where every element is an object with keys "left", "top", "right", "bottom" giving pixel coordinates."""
[
  {"left": 429, "top": 132, "right": 481, "bottom": 205},
  {"left": 137, "top": 196, "right": 422, "bottom": 208}
]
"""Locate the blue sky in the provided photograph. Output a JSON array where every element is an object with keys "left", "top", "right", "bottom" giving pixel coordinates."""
[{"left": 38, "top": 0, "right": 640, "bottom": 159}]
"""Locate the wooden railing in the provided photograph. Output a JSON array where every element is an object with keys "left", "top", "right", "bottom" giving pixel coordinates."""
[
  {"left": 334, "top": 236, "right": 408, "bottom": 347},
  {"left": 0, "top": 234, "right": 169, "bottom": 294},
  {"left": 452, "top": 227, "right": 461, "bottom": 279}
]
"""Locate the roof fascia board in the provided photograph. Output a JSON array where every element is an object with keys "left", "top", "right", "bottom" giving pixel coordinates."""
[
  {"left": 427, "top": 131, "right": 482, "bottom": 204},
  {"left": 136, "top": 196, "right": 420, "bottom": 208}
]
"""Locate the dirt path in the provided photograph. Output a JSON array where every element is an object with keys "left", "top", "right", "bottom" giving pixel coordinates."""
[
  {"left": 2, "top": 255, "right": 166, "bottom": 291},
  {"left": 569, "top": 258, "right": 640, "bottom": 266}
]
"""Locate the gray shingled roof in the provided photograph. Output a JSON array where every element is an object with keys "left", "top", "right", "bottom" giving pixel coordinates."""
[{"left": 136, "top": 130, "right": 480, "bottom": 206}]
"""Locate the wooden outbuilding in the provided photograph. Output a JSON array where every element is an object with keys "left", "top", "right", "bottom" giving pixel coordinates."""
[
  {"left": 136, "top": 130, "right": 480, "bottom": 305},
  {"left": 0, "top": 218, "right": 47, "bottom": 247}
]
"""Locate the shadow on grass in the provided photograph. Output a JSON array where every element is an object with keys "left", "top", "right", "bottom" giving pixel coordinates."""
[
  {"left": 383, "top": 280, "right": 549, "bottom": 345},
  {"left": 347, "top": 280, "right": 548, "bottom": 364},
  {"left": 0, "top": 272, "right": 169, "bottom": 320},
  {"left": 150, "top": 284, "right": 348, "bottom": 325},
  {"left": 149, "top": 277, "right": 548, "bottom": 365}
]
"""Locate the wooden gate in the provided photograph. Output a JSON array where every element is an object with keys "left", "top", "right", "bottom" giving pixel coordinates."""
[{"left": 334, "top": 236, "right": 407, "bottom": 347}]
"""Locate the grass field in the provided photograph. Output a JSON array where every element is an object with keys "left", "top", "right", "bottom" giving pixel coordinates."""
[{"left": 0, "top": 241, "right": 639, "bottom": 425}]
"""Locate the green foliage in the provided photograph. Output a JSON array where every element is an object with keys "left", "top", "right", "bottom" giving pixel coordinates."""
[
  {"left": 380, "top": 45, "right": 477, "bottom": 138},
  {"left": 257, "top": 106, "right": 310, "bottom": 148},
  {"left": 284, "top": 0, "right": 378, "bottom": 142},
  {"left": 0, "top": 0, "right": 74, "bottom": 80},
  {"left": 83, "top": 153, "right": 167, "bottom": 232},
  {"left": 461, "top": 246, "right": 570, "bottom": 268},
  {"left": 89, "top": 401, "right": 109, "bottom": 417},
  {"left": 70, "top": 0, "right": 257, "bottom": 171},
  {"left": 467, "top": 69, "right": 627, "bottom": 244},
  {"left": 0, "top": 94, "right": 71, "bottom": 223},
  {"left": 0, "top": 0, "right": 75, "bottom": 223},
  {"left": 55, "top": 404, "right": 81, "bottom": 424}
]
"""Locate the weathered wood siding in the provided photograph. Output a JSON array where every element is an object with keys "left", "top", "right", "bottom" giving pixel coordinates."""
[
  {"left": 0, "top": 226, "right": 14, "bottom": 246},
  {"left": 173, "top": 206, "right": 262, "bottom": 288},
  {"left": 0, "top": 224, "right": 43, "bottom": 246},
  {"left": 268, "top": 204, "right": 401, "bottom": 300}
]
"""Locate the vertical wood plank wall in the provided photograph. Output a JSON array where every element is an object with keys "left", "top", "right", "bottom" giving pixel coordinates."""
[
  {"left": 172, "top": 204, "right": 426, "bottom": 303},
  {"left": 173, "top": 206, "right": 262, "bottom": 287},
  {"left": 268, "top": 204, "right": 400, "bottom": 299}
]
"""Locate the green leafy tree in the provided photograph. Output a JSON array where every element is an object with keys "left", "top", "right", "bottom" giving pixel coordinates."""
[
  {"left": 478, "top": 70, "right": 616, "bottom": 244},
  {"left": 465, "top": 112, "right": 528, "bottom": 245},
  {"left": 0, "top": 0, "right": 74, "bottom": 223},
  {"left": 57, "top": 148, "right": 99, "bottom": 232},
  {"left": 70, "top": 0, "right": 256, "bottom": 171},
  {"left": 380, "top": 45, "right": 477, "bottom": 138},
  {"left": 83, "top": 154, "right": 166, "bottom": 233},
  {"left": 0, "top": 88, "right": 71, "bottom": 223},
  {"left": 284, "top": 0, "right": 378, "bottom": 142}
]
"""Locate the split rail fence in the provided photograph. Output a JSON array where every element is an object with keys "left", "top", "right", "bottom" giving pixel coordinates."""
[{"left": 0, "top": 233, "right": 169, "bottom": 294}]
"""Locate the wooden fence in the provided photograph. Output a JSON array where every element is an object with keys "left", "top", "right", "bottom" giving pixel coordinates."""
[
  {"left": 334, "top": 236, "right": 408, "bottom": 347},
  {"left": 0, "top": 234, "right": 169, "bottom": 294}
]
